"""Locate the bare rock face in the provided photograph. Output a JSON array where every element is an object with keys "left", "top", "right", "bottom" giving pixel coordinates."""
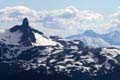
[{"left": 22, "top": 18, "right": 29, "bottom": 26}]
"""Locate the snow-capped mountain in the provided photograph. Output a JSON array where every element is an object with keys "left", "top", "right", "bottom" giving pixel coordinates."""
[
  {"left": 67, "top": 29, "right": 120, "bottom": 47},
  {"left": 67, "top": 30, "right": 111, "bottom": 47},
  {"left": 0, "top": 18, "right": 59, "bottom": 46},
  {"left": 0, "top": 18, "right": 120, "bottom": 80},
  {"left": 102, "top": 31, "right": 120, "bottom": 46}
]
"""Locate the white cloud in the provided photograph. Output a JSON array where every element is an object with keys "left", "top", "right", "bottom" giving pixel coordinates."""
[
  {"left": 0, "top": 6, "right": 38, "bottom": 22},
  {"left": 37, "top": 6, "right": 103, "bottom": 32},
  {"left": 0, "top": 6, "right": 115, "bottom": 36},
  {"left": 109, "top": 6, "right": 120, "bottom": 25},
  {"left": 106, "top": 6, "right": 120, "bottom": 32}
]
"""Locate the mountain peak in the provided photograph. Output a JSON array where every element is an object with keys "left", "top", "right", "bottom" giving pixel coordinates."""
[
  {"left": 22, "top": 18, "right": 29, "bottom": 26},
  {"left": 9, "top": 18, "right": 36, "bottom": 46},
  {"left": 83, "top": 30, "right": 95, "bottom": 34},
  {"left": 6, "top": 18, "right": 58, "bottom": 46},
  {"left": 10, "top": 18, "right": 30, "bottom": 32},
  {"left": 83, "top": 30, "right": 100, "bottom": 37}
]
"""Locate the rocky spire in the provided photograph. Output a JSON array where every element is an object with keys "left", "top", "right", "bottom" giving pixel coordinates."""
[
  {"left": 22, "top": 18, "right": 29, "bottom": 26},
  {"left": 10, "top": 18, "right": 36, "bottom": 46}
]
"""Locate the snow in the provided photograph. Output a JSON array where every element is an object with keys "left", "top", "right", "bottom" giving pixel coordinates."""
[
  {"left": 37, "top": 56, "right": 47, "bottom": 62},
  {"left": 57, "top": 65, "right": 66, "bottom": 71},
  {"left": 70, "top": 46, "right": 78, "bottom": 50},
  {"left": 94, "top": 64, "right": 102, "bottom": 70},
  {"left": 79, "top": 36, "right": 110, "bottom": 47},
  {"left": 46, "top": 47, "right": 54, "bottom": 52},
  {"left": 32, "top": 33, "right": 58, "bottom": 46},
  {"left": 104, "top": 59, "right": 111, "bottom": 70},
  {"left": 0, "top": 30, "right": 23, "bottom": 45},
  {"left": 101, "top": 48, "right": 120, "bottom": 70},
  {"left": 73, "top": 41, "right": 79, "bottom": 44},
  {"left": 52, "top": 49, "right": 63, "bottom": 55},
  {"left": 50, "top": 59, "right": 56, "bottom": 63},
  {"left": 67, "top": 30, "right": 111, "bottom": 47},
  {"left": 75, "top": 61, "right": 83, "bottom": 66},
  {"left": 0, "top": 29, "right": 6, "bottom": 33},
  {"left": 64, "top": 58, "right": 74, "bottom": 62},
  {"left": 101, "top": 48, "right": 120, "bottom": 58},
  {"left": 0, "top": 28, "right": 61, "bottom": 47}
]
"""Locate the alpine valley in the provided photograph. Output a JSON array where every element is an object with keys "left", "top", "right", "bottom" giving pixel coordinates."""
[{"left": 0, "top": 18, "right": 120, "bottom": 80}]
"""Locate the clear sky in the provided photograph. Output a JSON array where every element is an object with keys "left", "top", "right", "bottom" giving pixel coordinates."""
[{"left": 0, "top": 0, "right": 120, "bottom": 14}]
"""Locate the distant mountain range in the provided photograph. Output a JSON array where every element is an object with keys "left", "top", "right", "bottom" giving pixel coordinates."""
[
  {"left": 0, "top": 18, "right": 120, "bottom": 80},
  {"left": 66, "top": 29, "right": 120, "bottom": 47}
]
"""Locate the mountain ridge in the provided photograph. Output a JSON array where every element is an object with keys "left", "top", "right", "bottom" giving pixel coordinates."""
[
  {"left": 0, "top": 18, "right": 59, "bottom": 47},
  {"left": 66, "top": 29, "right": 120, "bottom": 47},
  {"left": 0, "top": 18, "right": 120, "bottom": 80}
]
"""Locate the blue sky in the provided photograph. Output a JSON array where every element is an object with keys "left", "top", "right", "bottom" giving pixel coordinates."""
[{"left": 0, "top": 0, "right": 120, "bottom": 14}]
